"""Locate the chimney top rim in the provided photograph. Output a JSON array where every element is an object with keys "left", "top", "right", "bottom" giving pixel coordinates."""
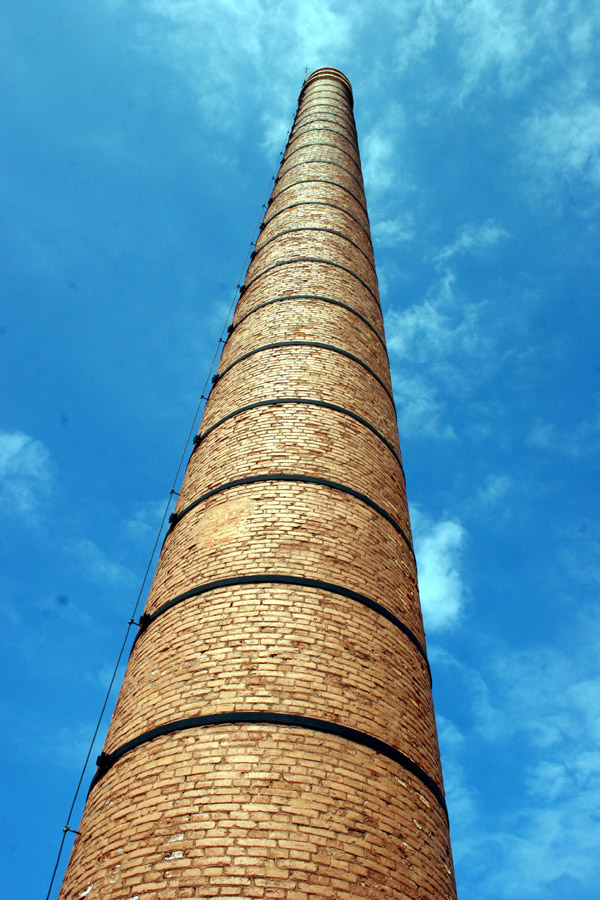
[{"left": 301, "top": 68, "right": 353, "bottom": 107}]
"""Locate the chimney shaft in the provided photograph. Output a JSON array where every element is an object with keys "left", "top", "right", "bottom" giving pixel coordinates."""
[{"left": 58, "top": 68, "right": 457, "bottom": 900}]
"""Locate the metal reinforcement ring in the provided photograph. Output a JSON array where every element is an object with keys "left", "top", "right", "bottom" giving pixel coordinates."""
[{"left": 90, "top": 712, "right": 447, "bottom": 823}]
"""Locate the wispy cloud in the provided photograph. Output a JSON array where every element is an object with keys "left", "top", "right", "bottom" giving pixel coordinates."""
[
  {"left": 434, "top": 220, "right": 509, "bottom": 267},
  {"left": 387, "top": 0, "right": 443, "bottom": 73},
  {"left": 523, "top": 99, "right": 600, "bottom": 197},
  {"left": 372, "top": 213, "right": 416, "bottom": 248},
  {"left": 381, "top": 0, "right": 600, "bottom": 105},
  {"left": 452, "top": 0, "right": 599, "bottom": 104},
  {"left": 361, "top": 103, "right": 410, "bottom": 198},
  {"left": 435, "top": 618, "right": 600, "bottom": 898},
  {"left": 527, "top": 419, "right": 555, "bottom": 451},
  {"left": 122, "top": 499, "right": 169, "bottom": 544},
  {"left": 453, "top": 0, "right": 536, "bottom": 98},
  {"left": 127, "top": 0, "right": 360, "bottom": 139},
  {"left": 436, "top": 714, "right": 479, "bottom": 840},
  {"left": 527, "top": 404, "right": 600, "bottom": 458},
  {"left": 387, "top": 271, "right": 489, "bottom": 438},
  {"left": 287, "top": 0, "right": 357, "bottom": 62},
  {"left": 260, "top": 111, "right": 293, "bottom": 158},
  {"left": 392, "top": 370, "right": 458, "bottom": 441},
  {"left": 484, "top": 642, "right": 600, "bottom": 896},
  {"left": 477, "top": 473, "right": 513, "bottom": 505},
  {"left": 411, "top": 508, "right": 468, "bottom": 630},
  {"left": 387, "top": 287, "right": 483, "bottom": 364},
  {"left": 0, "top": 430, "right": 54, "bottom": 523},
  {"left": 67, "top": 538, "right": 135, "bottom": 587}
]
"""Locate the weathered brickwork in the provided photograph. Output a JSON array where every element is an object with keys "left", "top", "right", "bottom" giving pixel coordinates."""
[
  {"left": 58, "top": 67, "right": 457, "bottom": 900},
  {"left": 246, "top": 230, "right": 378, "bottom": 299},
  {"left": 233, "top": 262, "right": 382, "bottom": 337},
  {"left": 202, "top": 346, "right": 400, "bottom": 451},
  {"left": 63, "top": 730, "right": 455, "bottom": 900},
  {"left": 221, "top": 301, "right": 391, "bottom": 391},
  {"left": 103, "top": 585, "right": 439, "bottom": 780},
  {"left": 259, "top": 204, "right": 372, "bottom": 262},
  {"left": 175, "top": 403, "right": 408, "bottom": 530},
  {"left": 145, "top": 482, "right": 420, "bottom": 635},
  {"left": 269, "top": 180, "right": 369, "bottom": 230},
  {"left": 282, "top": 142, "right": 361, "bottom": 179}
]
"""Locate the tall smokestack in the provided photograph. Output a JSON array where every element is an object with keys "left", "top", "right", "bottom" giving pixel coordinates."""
[{"left": 58, "top": 67, "right": 456, "bottom": 900}]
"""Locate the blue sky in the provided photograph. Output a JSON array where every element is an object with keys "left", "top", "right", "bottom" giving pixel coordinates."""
[{"left": 2, "top": 2, "right": 600, "bottom": 898}]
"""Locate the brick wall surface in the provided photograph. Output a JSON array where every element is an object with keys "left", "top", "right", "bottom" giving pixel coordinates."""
[{"left": 58, "top": 67, "right": 457, "bottom": 900}]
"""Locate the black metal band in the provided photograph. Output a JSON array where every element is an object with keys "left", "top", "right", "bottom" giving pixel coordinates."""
[
  {"left": 278, "top": 158, "right": 363, "bottom": 194},
  {"left": 283, "top": 140, "right": 361, "bottom": 173},
  {"left": 214, "top": 340, "right": 393, "bottom": 406},
  {"left": 270, "top": 179, "right": 369, "bottom": 220},
  {"left": 254, "top": 227, "right": 375, "bottom": 274},
  {"left": 193, "top": 397, "right": 403, "bottom": 473},
  {"left": 168, "top": 473, "right": 413, "bottom": 557},
  {"left": 295, "top": 105, "right": 357, "bottom": 127},
  {"left": 300, "top": 86, "right": 353, "bottom": 109},
  {"left": 302, "top": 81, "right": 352, "bottom": 100},
  {"left": 294, "top": 109, "right": 357, "bottom": 138},
  {"left": 297, "top": 101, "right": 355, "bottom": 117},
  {"left": 241, "top": 258, "right": 379, "bottom": 308},
  {"left": 301, "top": 83, "right": 351, "bottom": 101},
  {"left": 261, "top": 201, "right": 371, "bottom": 243},
  {"left": 134, "top": 575, "right": 427, "bottom": 676},
  {"left": 91, "top": 712, "right": 446, "bottom": 820},
  {"left": 290, "top": 117, "right": 358, "bottom": 148},
  {"left": 300, "top": 83, "right": 352, "bottom": 104},
  {"left": 289, "top": 121, "right": 358, "bottom": 154},
  {"left": 231, "top": 295, "right": 385, "bottom": 349},
  {"left": 284, "top": 119, "right": 360, "bottom": 160}
]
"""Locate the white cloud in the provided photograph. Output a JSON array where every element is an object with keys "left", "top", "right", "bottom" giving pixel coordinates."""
[
  {"left": 524, "top": 99, "right": 600, "bottom": 197},
  {"left": 387, "top": 289, "right": 483, "bottom": 364},
  {"left": 451, "top": 0, "right": 599, "bottom": 103},
  {"left": 431, "top": 646, "right": 503, "bottom": 739},
  {"left": 436, "top": 715, "right": 480, "bottom": 849},
  {"left": 453, "top": 0, "right": 535, "bottom": 97},
  {"left": 387, "top": 0, "right": 600, "bottom": 128},
  {"left": 383, "top": 0, "right": 598, "bottom": 102},
  {"left": 434, "top": 220, "right": 509, "bottom": 266},
  {"left": 387, "top": 271, "right": 489, "bottom": 438},
  {"left": 411, "top": 509, "right": 468, "bottom": 630},
  {"left": 392, "top": 370, "right": 457, "bottom": 440},
  {"left": 288, "top": 0, "right": 357, "bottom": 63},
  {"left": 372, "top": 213, "right": 416, "bottom": 248},
  {"left": 0, "top": 430, "right": 54, "bottom": 522},
  {"left": 482, "top": 646, "right": 600, "bottom": 897},
  {"left": 361, "top": 103, "right": 409, "bottom": 198},
  {"left": 127, "top": 0, "right": 360, "bottom": 141},
  {"left": 68, "top": 538, "right": 135, "bottom": 587},
  {"left": 260, "top": 111, "right": 293, "bottom": 158},
  {"left": 527, "top": 405, "right": 600, "bottom": 458},
  {"left": 388, "top": 0, "right": 444, "bottom": 72},
  {"left": 362, "top": 131, "right": 397, "bottom": 194},
  {"left": 109, "top": 0, "right": 600, "bottom": 153},
  {"left": 477, "top": 473, "right": 513, "bottom": 505},
  {"left": 122, "top": 499, "right": 169, "bottom": 544},
  {"left": 527, "top": 418, "right": 555, "bottom": 450},
  {"left": 435, "top": 619, "right": 600, "bottom": 898}
]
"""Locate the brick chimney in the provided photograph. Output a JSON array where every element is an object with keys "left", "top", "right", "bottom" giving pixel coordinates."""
[{"left": 58, "top": 67, "right": 457, "bottom": 900}]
